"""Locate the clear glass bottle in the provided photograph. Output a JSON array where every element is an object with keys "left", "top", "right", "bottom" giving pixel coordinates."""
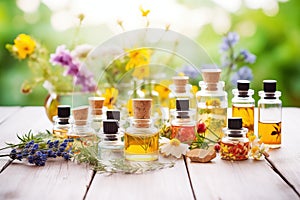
[
  {"left": 232, "top": 80, "right": 255, "bottom": 137},
  {"left": 258, "top": 80, "right": 282, "bottom": 148},
  {"left": 220, "top": 117, "right": 250, "bottom": 161},
  {"left": 170, "top": 98, "right": 196, "bottom": 144},
  {"left": 168, "top": 76, "right": 196, "bottom": 117},
  {"left": 68, "top": 106, "right": 94, "bottom": 138},
  {"left": 98, "top": 120, "right": 124, "bottom": 160},
  {"left": 124, "top": 99, "right": 159, "bottom": 161},
  {"left": 196, "top": 69, "right": 227, "bottom": 141},
  {"left": 53, "top": 105, "right": 71, "bottom": 139}
]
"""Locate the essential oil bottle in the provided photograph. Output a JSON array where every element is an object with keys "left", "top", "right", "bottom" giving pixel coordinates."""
[
  {"left": 98, "top": 120, "right": 124, "bottom": 160},
  {"left": 258, "top": 80, "right": 282, "bottom": 148},
  {"left": 196, "top": 69, "right": 227, "bottom": 141},
  {"left": 232, "top": 80, "right": 255, "bottom": 137},
  {"left": 53, "top": 105, "right": 71, "bottom": 138},
  {"left": 170, "top": 98, "right": 196, "bottom": 144},
  {"left": 88, "top": 97, "right": 105, "bottom": 133},
  {"left": 124, "top": 99, "right": 159, "bottom": 161},
  {"left": 220, "top": 117, "right": 250, "bottom": 161}
]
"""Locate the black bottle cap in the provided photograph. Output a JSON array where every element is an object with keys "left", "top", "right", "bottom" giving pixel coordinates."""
[
  {"left": 106, "top": 110, "right": 120, "bottom": 121},
  {"left": 103, "top": 120, "right": 119, "bottom": 134},
  {"left": 237, "top": 80, "right": 250, "bottom": 91},
  {"left": 228, "top": 117, "right": 242, "bottom": 129},
  {"left": 176, "top": 98, "right": 189, "bottom": 111},
  {"left": 57, "top": 105, "right": 71, "bottom": 118},
  {"left": 263, "top": 80, "right": 276, "bottom": 93}
]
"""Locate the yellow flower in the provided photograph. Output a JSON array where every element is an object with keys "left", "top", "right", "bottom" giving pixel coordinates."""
[
  {"left": 132, "top": 65, "right": 149, "bottom": 80},
  {"left": 154, "top": 80, "right": 171, "bottom": 106},
  {"left": 125, "top": 48, "right": 151, "bottom": 71},
  {"left": 127, "top": 99, "right": 133, "bottom": 116},
  {"left": 206, "top": 99, "right": 221, "bottom": 107},
  {"left": 192, "top": 85, "right": 198, "bottom": 95},
  {"left": 13, "top": 34, "right": 36, "bottom": 59},
  {"left": 139, "top": 6, "right": 150, "bottom": 17},
  {"left": 102, "top": 87, "right": 118, "bottom": 109}
]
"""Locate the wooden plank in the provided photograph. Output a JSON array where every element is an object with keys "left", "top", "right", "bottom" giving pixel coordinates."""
[
  {"left": 0, "top": 106, "right": 20, "bottom": 124},
  {"left": 0, "top": 106, "right": 93, "bottom": 199},
  {"left": 187, "top": 157, "right": 299, "bottom": 199},
  {"left": 86, "top": 158, "right": 195, "bottom": 200},
  {"left": 265, "top": 108, "right": 300, "bottom": 194}
]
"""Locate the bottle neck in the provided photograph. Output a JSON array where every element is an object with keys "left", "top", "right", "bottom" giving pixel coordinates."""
[
  {"left": 199, "top": 81, "right": 225, "bottom": 92},
  {"left": 232, "top": 89, "right": 254, "bottom": 98},
  {"left": 131, "top": 118, "right": 152, "bottom": 128},
  {"left": 259, "top": 91, "right": 281, "bottom": 100}
]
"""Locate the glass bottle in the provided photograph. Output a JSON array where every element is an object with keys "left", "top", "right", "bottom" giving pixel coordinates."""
[
  {"left": 196, "top": 69, "right": 227, "bottom": 141},
  {"left": 68, "top": 106, "right": 94, "bottom": 138},
  {"left": 232, "top": 80, "right": 255, "bottom": 137},
  {"left": 170, "top": 98, "right": 196, "bottom": 144},
  {"left": 258, "top": 80, "right": 282, "bottom": 148},
  {"left": 220, "top": 117, "right": 250, "bottom": 161},
  {"left": 53, "top": 105, "right": 71, "bottom": 139},
  {"left": 124, "top": 99, "right": 159, "bottom": 161},
  {"left": 98, "top": 120, "right": 124, "bottom": 160},
  {"left": 168, "top": 76, "right": 196, "bottom": 117},
  {"left": 88, "top": 97, "right": 105, "bottom": 133}
]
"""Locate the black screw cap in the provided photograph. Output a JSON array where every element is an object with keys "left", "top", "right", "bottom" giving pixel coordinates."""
[
  {"left": 57, "top": 105, "right": 71, "bottom": 118},
  {"left": 237, "top": 80, "right": 250, "bottom": 91},
  {"left": 103, "top": 120, "right": 119, "bottom": 134},
  {"left": 263, "top": 80, "right": 276, "bottom": 93},
  {"left": 228, "top": 117, "right": 243, "bottom": 129},
  {"left": 176, "top": 98, "right": 189, "bottom": 111}
]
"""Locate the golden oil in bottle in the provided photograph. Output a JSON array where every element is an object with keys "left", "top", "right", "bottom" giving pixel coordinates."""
[
  {"left": 258, "top": 80, "right": 282, "bottom": 148},
  {"left": 124, "top": 99, "right": 159, "bottom": 161},
  {"left": 53, "top": 105, "right": 71, "bottom": 139},
  {"left": 232, "top": 80, "right": 255, "bottom": 137}
]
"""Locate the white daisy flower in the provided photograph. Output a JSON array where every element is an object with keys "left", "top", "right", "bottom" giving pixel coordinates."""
[{"left": 159, "top": 138, "right": 189, "bottom": 158}]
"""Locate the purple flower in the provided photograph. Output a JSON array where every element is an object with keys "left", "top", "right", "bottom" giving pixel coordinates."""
[
  {"left": 180, "top": 65, "right": 199, "bottom": 79},
  {"left": 220, "top": 32, "right": 240, "bottom": 52},
  {"left": 231, "top": 66, "right": 253, "bottom": 86},
  {"left": 74, "top": 65, "right": 97, "bottom": 92},
  {"left": 50, "top": 45, "right": 73, "bottom": 67},
  {"left": 240, "top": 49, "right": 256, "bottom": 64}
]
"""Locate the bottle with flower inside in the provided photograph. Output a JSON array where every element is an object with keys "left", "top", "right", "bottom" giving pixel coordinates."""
[
  {"left": 170, "top": 98, "right": 196, "bottom": 144},
  {"left": 196, "top": 69, "right": 228, "bottom": 141},
  {"left": 220, "top": 117, "right": 250, "bottom": 161},
  {"left": 232, "top": 80, "right": 255, "bottom": 137}
]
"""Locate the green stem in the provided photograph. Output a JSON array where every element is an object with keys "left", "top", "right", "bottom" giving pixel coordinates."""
[{"left": 207, "top": 127, "right": 220, "bottom": 141}]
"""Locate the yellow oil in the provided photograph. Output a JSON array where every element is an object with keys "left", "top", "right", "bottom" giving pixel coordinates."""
[
  {"left": 53, "top": 129, "right": 68, "bottom": 139},
  {"left": 258, "top": 121, "right": 281, "bottom": 148},
  {"left": 198, "top": 107, "right": 227, "bottom": 141},
  {"left": 232, "top": 105, "right": 254, "bottom": 137},
  {"left": 124, "top": 132, "right": 159, "bottom": 161}
]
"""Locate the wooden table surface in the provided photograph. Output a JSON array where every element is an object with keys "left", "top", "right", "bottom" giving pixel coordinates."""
[{"left": 0, "top": 106, "right": 299, "bottom": 200}]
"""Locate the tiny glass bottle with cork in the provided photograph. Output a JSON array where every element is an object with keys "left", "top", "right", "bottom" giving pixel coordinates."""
[
  {"left": 53, "top": 105, "right": 71, "bottom": 138},
  {"left": 232, "top": 80, "right": 255, "bottom": 137},
  {"left": 98, "top": 120, "right": 124, "bottom": 160},
  {"left": 258, "top": 80, "right": 282, "bottom": 148},
  {"left": 124, "top": 99, "right": 159, "bottom": 161},
  {"left": 220, "top": 117, "right": 250, "bottom": 161},
  {"left": 88, "top": 97, "right": 105, "bottom": 133},
  {"left": 196, "top": 69, "right": 228, "bottom": 141},
  {"left": 170, "top": 98, "right": 196, "bottom": 144},
  {"left": 68, "top": 106, "right": 94, "bottom": 138}
]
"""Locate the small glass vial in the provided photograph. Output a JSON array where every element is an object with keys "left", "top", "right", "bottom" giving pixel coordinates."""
[
  {"left": 88, "top": 97, "right": 105, "bottom": 133},
  {"left": 196, "top": 69, "right": 228, "bottom": 141},
  {"left": 232, "top": 80, "right": 255, "bottom": 137},
  {"left": 53, "top": 105, "right": 71, "bottom": 138},
  {"left": 220, "top": 117, "right": 250, "bottom": 161},
  {"left": 170, "top": 98, "right": 196, "bottom": 144},
  {"left": 124, "top": 99, "right": 159, "bottom": 161},
  {"left": 258, "top": 80, "right": 282, "bottom": 148},
  {"left": 98, "top": 120, "right": 124, "bottom": 160},
  {"left": 68, "top": 106, "right": 94, "bottom": 138},
  {"left": 169, "top": 76, "right": 196, "bottom": 111}
]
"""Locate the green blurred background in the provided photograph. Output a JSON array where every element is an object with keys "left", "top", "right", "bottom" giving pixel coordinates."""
[{"left": 0, "top": 0, "right": 299, "bottom": 107}]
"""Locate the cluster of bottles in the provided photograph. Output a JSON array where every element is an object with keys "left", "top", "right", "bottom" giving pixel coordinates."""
[
  {"left": 166, "top": 69, "right": 282, "bottom": 161},
  {"left": 52, "top": 68, "right": 282, "bottom": 162}
]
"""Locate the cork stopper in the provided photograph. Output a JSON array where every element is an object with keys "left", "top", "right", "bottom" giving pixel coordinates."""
[
  {"left": 72, "top": 106, "right": 89, "bottom": 126},
  {"left": 172, "top": 76, "right": 189, "bottom": 93},
  {"left": 132, "top": 99, "right": 152, "bottom": 128},
  {"left": 89, "top": 97, "right": 105, "bottom": 115},
  {"left": 201, "top": 69, "right": 221, "bottom": 91}
]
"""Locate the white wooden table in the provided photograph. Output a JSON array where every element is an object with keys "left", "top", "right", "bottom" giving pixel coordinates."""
[{"left": 0, "top": 107, "right": 299, "bottom": 200}]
